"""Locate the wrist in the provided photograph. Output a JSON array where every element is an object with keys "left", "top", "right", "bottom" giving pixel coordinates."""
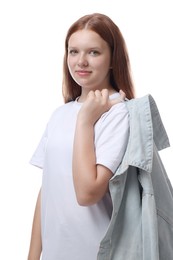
[{"left": 77, "top": 113, "right": 95, "bottom": 126}]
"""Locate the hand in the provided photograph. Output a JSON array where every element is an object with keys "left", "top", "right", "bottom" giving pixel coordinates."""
[{"left": 78, "top": 89, "right": 126, "bottom": 125}]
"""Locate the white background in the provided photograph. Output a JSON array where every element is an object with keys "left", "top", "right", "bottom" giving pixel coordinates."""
[{"left": 0, "top": 0, "right": 172, "bottom": 259}]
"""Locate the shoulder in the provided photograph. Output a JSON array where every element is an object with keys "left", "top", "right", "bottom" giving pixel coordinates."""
[
  {"left": 101, "top": 94, "right": 129, "bottom": 123},
  {"left": 46, "top": 101, "right": 75, "bottom": 130},
  {"left": 49, "top": 101, "right": 75, "bottom": 119},
  {"left": 95, "top": 102, "right": 129, "bottom": 135},
  {"left": 109, "top": 92, "right": 128, "bottom": 114}
]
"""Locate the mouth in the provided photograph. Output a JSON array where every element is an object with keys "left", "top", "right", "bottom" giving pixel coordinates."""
[{"left": 75, "top": 70, "right": 92, "bottom": 76}]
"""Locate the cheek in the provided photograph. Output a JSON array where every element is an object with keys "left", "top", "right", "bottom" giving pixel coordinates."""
[
  {"left": 67, "top": 59, "right": 73, "bottom": 75},
  {"left": 94, "top": 54, "right": 111, "bottom": 72},
  {"left": 98, "top": 61, "right": 111, "bottom": 74},
  {"left": 67, "top": 57, "right": 76, "bottom": 72},
  {"left": 67, "top": 57, "right": 71, "bottom": 69}
]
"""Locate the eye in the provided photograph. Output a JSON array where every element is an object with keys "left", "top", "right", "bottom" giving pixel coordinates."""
[
  {"left": 68, "top": 49, "right": 78, "bottom": 55},
  {"left": 89, "top": 50, "right": 100, "bottom": 56}
]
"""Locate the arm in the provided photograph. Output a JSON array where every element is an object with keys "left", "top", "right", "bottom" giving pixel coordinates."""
[
  {"left": 72, "top": 89, "right": 125, "bottom": 206},
  {"left": 28, "top": 188, "right": 42, "bottom": 260}
]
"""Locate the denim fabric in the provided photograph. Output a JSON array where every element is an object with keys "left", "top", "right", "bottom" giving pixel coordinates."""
[{"left": 97, "top": 95, "right": 173, "bottom": 260}]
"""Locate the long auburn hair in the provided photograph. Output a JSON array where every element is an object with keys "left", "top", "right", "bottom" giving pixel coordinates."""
[{"left": 62, "top": 13, "right": 135, "bottom": 103}]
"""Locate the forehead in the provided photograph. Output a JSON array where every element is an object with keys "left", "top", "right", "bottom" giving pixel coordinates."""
[{"left": 68, "top": 29, "right": 108, "bottom": 48}]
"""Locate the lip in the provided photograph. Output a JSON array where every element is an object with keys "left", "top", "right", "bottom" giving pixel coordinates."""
[{"left": 75, "top": 70, "right": 92, "bottom": 76}]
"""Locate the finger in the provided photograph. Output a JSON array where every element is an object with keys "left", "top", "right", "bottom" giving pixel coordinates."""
[
  {"left": 110, "top": 90, "right": 126, "bottom": 106},
  {"left": 87, "top": 90, "right": 95, "bottom": 98},
  {"left": 101, "top": 89, "right": 109, "bottom": 100},
  {"left": 95, "top": 90, "right": 102, "bottom": 98},
  {"left": 118, "top": 90, "right": 126, "bottom": 101}
]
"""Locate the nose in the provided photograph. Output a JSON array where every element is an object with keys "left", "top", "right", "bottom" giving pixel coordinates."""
[{"left": 78, "top": 54, "right": 88, "bottom": 68}]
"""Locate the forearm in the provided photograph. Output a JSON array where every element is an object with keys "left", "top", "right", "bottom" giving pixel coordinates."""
[
  {"left": 73, "top": 119, "right": 98, "bottom": 205},
  {"left": 73, "top": 117, "right": 112, "bottom": 206},
  {"left": 28, "top": 189, "right": 42, "bottom": 260}
]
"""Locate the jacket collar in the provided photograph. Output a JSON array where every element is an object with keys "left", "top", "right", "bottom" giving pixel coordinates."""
[{"left": 116, "top": 95, "right": 170, "bottom": 175}]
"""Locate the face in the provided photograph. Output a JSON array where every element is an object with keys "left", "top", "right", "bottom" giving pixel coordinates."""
[{"left": 67, "top": 29, "right": 112, "bottom": 95}]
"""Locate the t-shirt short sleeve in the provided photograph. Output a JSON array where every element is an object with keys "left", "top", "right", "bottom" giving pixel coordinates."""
[
  {"left": 30, "top": 126, "right": 48, "bottom": 169},
  {"left": 94, "top": 101, "right": 129, "bottom": 174},
  {"left": 29, "top": 108, "right": 59, "bottom": 169}
]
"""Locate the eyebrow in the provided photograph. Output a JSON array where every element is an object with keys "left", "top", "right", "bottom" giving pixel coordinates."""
[{"left": 68, "top": 46, "right": 101, "bottom": 49}]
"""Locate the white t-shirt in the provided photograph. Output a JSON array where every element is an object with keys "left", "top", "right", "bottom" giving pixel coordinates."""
[{"left": 30, "top": 92, "right": 129, "bottom": 260}]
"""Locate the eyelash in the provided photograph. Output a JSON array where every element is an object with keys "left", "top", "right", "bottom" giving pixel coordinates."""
[
  {"left": 69, "top": 50, "right": 78, "bottom": 55},
  {"left": 68, "top": 50, "right": 100, "bottom": 56},
  {"left": 90, "top": 50, "right": 100, "bottom": 56}
]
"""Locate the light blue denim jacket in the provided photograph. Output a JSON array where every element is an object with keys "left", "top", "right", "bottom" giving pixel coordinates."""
[{"left": 97, "top": 95, "right": 173, "bottom": 260}]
